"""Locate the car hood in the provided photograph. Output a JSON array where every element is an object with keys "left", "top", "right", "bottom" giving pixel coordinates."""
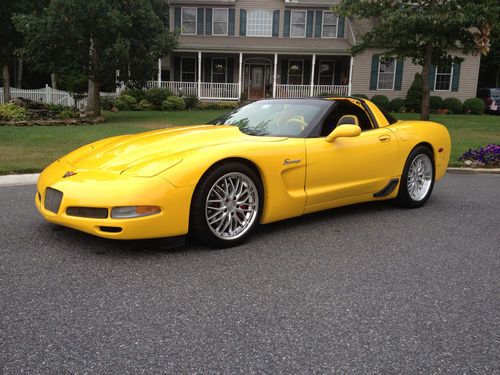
[{"left": 63, "top": 125, "right": 286, "bottom": 177}]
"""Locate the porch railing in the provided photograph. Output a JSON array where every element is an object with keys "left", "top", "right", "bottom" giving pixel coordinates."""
[
  {"left": 146, "top": 81, "right": 198, "bottom": 96},
  {"left": 275, "top": 84, "right": 349, "bottom": 98},
  {"left": 200, "top": 82, "right": 239, "bottom": 100},
  {"left": 312, "top": 85, "right": 349, "bottom": 97}
]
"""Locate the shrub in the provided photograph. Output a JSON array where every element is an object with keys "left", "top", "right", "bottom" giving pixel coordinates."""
[
  {"left": 405, "top": 73, "right": 423, "bottom": 112},
  {"left": 463, "top": 98, "right": 485, "bottom": 115},
  {"left": 46, "top": 103, "right": 69, "bottom": 117},
  {"left": 460, "top": 144, "right": 500, "bottom": 167},
  {"left": 443, "top": 97, "right": 462, "bottom": 114},
  {"left": 162, "top": 96, "right": 186, "bottom": 111},
  {"left": 137, "top": 99, "right": 154, "bottom": 111},
  {"left": 370, "top": 95, "right": 390, "bottom": 111},
  {"left": 114, "top": 94, "right": 137, "bottom": 111},
  {"left": 198, "top": 101, "right": 239, "bottom": 110},
  {"left": 145, "top": 88, "right": 173, "bottom": 110},
  {"left": 352, "top": 94, "right": 369, "bottom": 99},
  {"left": 430, "top": 96, "right": 444, "bottom": 112},
  {"left": 58, "top": 108, "right": 79, "bottom": 119},
  {"left": 0, "top": 103, "right": 28, "bottom": 121},
  {"left": 121, "top": 88, "right": 145, "bottom": 102},
  {"left": 184, "top": 94, "right": 199, "bottom": 110},
  {"left": 101, "top": 96, "right": 115, "bottom": 111},
  {"left": 390, "top": 98, "right": 405, "bottom": 113}
]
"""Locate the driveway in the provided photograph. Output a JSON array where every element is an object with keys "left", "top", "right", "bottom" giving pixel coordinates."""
[{"left": 1, "top": 174, "right": 499, "bottom": 374}]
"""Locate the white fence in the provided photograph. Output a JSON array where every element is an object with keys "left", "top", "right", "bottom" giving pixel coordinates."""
[
  {"left": 276, "top": 84, "right": 349, "bottom": 98},
  {"left": 0, "top": 85, "right": 117, "bottom": 108}
]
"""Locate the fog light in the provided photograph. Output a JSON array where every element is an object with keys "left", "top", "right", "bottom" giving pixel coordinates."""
[{"left": 111, "top": 206, "right": 161, "bottom": 219}]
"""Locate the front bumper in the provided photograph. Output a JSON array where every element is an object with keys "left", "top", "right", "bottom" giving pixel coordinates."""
[{"left": 35, "top": 160, "right": 195, "bottom": 240}]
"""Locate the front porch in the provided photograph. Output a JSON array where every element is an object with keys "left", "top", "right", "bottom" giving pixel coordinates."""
[{"left": 147, "top": 52, "right": 352, "bottom": 100}]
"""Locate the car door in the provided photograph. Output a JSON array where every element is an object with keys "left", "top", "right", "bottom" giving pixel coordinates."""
[{"left": 304, "top": 126, "right": 398, "bottom": 207}]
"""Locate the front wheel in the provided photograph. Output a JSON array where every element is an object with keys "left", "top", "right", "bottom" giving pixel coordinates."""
[
  {"left": 396, "top": 146, "right": 435, "bottom": 208},
  {"left": 189, "top": 162, "right": 263, "bottom": 248}
]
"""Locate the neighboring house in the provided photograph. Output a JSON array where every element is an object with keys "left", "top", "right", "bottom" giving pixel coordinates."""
[{"left": 151, "top": 0, "right": 480, "bottom": 101}]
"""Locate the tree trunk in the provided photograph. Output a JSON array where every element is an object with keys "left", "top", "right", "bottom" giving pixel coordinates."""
[
  {"left": 420, "top": 43, "right": 432, "bottom": 121},
  {"left": 87, "top": 78, "right": 95, "bottom": 113},
  {"left": 15, "top": 59, "right": 23, "bottom": 89},
  {"left": 86, "top": 38, "right": 101, "bottom": 116},
  {"left": 92, "top": 79, "right": 101, "bottom": 117},
  {"left": 2, "top": 65, "right": 11, "bottom": 103},
  {"left": 51, "top": 73, "right": 57, "bottom": 90}
]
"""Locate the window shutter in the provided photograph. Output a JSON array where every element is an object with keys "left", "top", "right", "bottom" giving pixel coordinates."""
[
  {"left": 174, "top": 56, "right": 181, "bottom": 81},
  {"left": 227, "top": 58, "right": 234, "bottom": 83},
  {"left": 197, "top": 8, "right": 204, "bottom": 35},
  {"left": 370, "top": 54, "right": 379, "bottom": 91},
  {"left": 205, "top": 8, "right": 212, "bottom": 35},
  {"left": 306, "top": 11, "right": 314, "bottom": 38},
  {"left": 272, "top": 10, "right": 280, "bottom": 37},
  {"left": 315, "top": 11, "right": 323, "bottom": 38},
  {"left": 174, "top": 7, "right": 181, "bottom": 30},
  {"left": 337, "top": 16, "right": 345, "bottom": 38},
  {"left": 240, "top": 9, "right": 246, "bottom": 36},
  {"left": 228, "top": 9, "right": 235, "bottom": 36},
  {"left": 394, "top": 58, "right": 404, "bottom": 91},
  {"left": 281, "top": 59, "right": 288, "bottom": 84},
  {"left": 429, "top": 64, "right": 435, "bottom": 91},
  {"left": 283, "top": 10, "right": 291, "bottom": 38},
  {"left": 451, "top": 62, "right": 461, "bottom": 91}
]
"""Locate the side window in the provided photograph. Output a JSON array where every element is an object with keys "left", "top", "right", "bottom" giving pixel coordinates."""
[{"left": 320, "top": 101, "right": 373, "bottom": 136}]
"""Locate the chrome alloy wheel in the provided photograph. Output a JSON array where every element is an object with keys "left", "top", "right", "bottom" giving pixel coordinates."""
[
  {"left": 407, "top": 154, "right": 433, "bottom": 201},
  {"left": 205, "top": 172, "right": 259, "bottom": 240}
]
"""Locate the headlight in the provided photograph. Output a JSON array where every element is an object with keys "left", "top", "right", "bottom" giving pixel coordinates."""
[{"left": 111, "top": 206, "right": 161, "bottom": 219}]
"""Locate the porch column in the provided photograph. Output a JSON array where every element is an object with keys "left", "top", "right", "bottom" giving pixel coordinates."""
[
  {"left": 197, "top": 51, "right": 202, "bottom": 98},
  {"left": 157, "top": 58, "right": 162, "bottom": 87},
  {"left": 272, "top": 53, "right": 278, "bottom": 98},
  {"left": 310, "top": 54, "right": 316, "bottom": 97},
  {"left": 238, "top": 52, "right": 243, "bottom": 100},
  {"left": 348, "top": 55, "right": 354, "bottom": 96}
]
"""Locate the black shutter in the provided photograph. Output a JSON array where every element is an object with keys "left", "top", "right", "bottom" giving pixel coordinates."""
[
  {"left": 174, "top": 56, "right": 181, "bottom": 81},
  {"left": 337, "top": 16, "right": 345, "bottom": 38},
  {"left": 205, "top": 8, "right": 212, "bottom": 35},
  {"left": 369, "top": 54, "right": 380, "bottom": 91},
  {"left": 281, "top": 59, "right": 288, "bottom": 84},
  {"left": 240, "top": 9, "right": 246, "bottom": 36},
  {"left": 283, "top": 10, "right": 291, "bottom": 38},
  {"left": 197, "top": 8, "right": 204, "bottom": 35},
  {"left": 314, "top": 11, "right": 322, "bottom": 38},
  {"left": 227, "top": 58, "right": 234, "bottom": 83},
  {"left": 228, "top": 9, "right": 235, "bottom": 36},
  {"left": 272, "top": 10, "right": 280, "bottom": 37},
  {"left": 394, "top": 58, "right": 404, "bottom": 91},
  {"left": 174, "top": 7, "right": 181, "bottom": 30},
  {"left": 306, "top": 11, "right": 314, "bottom": 38},
  {"left": 451, "top": 62, "right": 461, "bottom": 91}
]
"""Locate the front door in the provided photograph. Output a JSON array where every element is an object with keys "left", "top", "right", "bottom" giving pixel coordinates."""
[{"left": 248, "top": 65, "right": 265, "bottom": 100}]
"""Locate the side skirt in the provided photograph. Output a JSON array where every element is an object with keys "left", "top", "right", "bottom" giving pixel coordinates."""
[{"left": 373, "top": 178, "right": 400, "bottom": 198}]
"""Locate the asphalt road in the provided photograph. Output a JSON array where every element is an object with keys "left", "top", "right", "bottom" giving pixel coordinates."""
[{"left": 1, "top": 174, "right": 499, "bottom": 374}]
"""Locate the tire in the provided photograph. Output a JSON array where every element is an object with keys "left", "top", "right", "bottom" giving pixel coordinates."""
[
  {"left": 396, "top": 145, "right": 435, "bottom": 208},
  {"left": 189, "top": 162, "right": 263, "bottom": 248}
]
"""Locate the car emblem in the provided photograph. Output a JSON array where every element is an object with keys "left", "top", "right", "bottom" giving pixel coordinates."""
[
  {"left": 283, "top": 158, "right": 301, "bottom": 166},
  {"left": 63, "top": 171, "right": 77, "bottom": 178}
]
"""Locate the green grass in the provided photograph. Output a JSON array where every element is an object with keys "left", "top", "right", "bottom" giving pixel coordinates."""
[{"left": 0, "top": 110, "right": 499, "bottom": 174}]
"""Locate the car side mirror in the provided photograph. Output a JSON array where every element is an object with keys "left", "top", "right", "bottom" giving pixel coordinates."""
[{"left": 325, "top": 125, "right": 361, "bottom": 143}]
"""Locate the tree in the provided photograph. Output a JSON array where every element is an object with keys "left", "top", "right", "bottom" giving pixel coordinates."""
[
  {"left": 16, "top": 0, "right": 178, "bottom": 116},
  {"left": 478, "top": 23, "right": 500, "bottom": 88},
  {"left": 334, "top": 0, "right": 500, "bottom": 120}
]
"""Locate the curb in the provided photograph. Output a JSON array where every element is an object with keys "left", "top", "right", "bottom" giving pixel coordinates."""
[{"left": 1, "top": 167, "right": 500, "bottom": 187}]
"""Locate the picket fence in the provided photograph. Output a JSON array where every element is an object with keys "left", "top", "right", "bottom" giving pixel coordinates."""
[{"left": 0, "top": 85, "right": 116, "bottom": 109}]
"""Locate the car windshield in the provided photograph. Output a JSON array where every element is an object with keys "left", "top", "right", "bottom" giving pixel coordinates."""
[{"left": 209, "top": 99, "right": 331, "bottom": 137}]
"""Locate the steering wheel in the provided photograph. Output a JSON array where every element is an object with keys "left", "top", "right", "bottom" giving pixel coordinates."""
[{"left": 283, "top": 116, "right": 307, "bottom": 135}]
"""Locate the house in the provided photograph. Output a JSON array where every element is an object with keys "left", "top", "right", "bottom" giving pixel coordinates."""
[{"left": 150, "top": 0, "right": 480, "bottom": 102}]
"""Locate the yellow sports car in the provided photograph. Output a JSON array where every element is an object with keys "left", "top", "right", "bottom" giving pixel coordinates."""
[{"left": 36, "top": 97, "right": 450, "bottom": 247}]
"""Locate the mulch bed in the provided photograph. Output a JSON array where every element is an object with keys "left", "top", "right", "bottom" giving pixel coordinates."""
[{"left": 0, "top": 117, "right": 105, "bottom": 126}]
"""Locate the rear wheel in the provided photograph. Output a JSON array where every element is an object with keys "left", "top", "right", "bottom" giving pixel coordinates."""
[
  {"left": 396, "top": 145, "right": 435, "bottom": 208},
  {"left": 190, "top": 162, "right": 263, "bottom": 248}
]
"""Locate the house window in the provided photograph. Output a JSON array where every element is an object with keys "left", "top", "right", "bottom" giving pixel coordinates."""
[
  {"left": 181, "top": 57, "right": 196, "bottom": 82},
  {"left": 434, "top": 65, "right": 453, "bottom": 91},
  {"left": 291, "top": 11, "right": 306, "bottom": 38},
  {"left": 288, "top": 60, "right": 304, "bottom": 85},
  {"left": 322, "top": 12, "right": 337, "bottom": 38},
  {"left": 181, "top": 8, "right": 197, "bottom": 35},
  {"left": 318, "top": 60, "right": 335, "bottom": 85},
  {"left": 247, "top": 10, "right": 273, "bottom": 37},
  {"left": 212, "top": 58, "right": 227, "bottom": 83},
  {"left": 377, "top": 57, "right": 396, "bottom": 90},
  {"left": 213, "top": 8, "right": 228, "bottom": 36}
]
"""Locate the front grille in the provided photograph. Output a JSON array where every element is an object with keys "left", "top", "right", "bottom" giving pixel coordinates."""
[
  {"left": 66, "top": 207, "right": 108, "bottom": 219},
  {"left": 44, "top": 188, "right": 63, "bottom": 214}
]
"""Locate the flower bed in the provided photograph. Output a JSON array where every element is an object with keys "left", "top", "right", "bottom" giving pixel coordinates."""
[{"left": 460, "top": 144, "right": 500, "bottom": 168}]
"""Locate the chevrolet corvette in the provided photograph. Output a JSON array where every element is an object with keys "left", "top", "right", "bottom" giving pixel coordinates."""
[{"left": 36, "top": 97, "right": 451, "bottom": 247}]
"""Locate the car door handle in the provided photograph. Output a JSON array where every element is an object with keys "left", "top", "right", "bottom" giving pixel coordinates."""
[{"left": 378, "top": 135, "right": 391, "bottom": 142}]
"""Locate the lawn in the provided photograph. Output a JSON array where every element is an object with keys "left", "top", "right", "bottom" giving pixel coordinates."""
[{"left": 0, "top": 110, "right": 499, "bottom": 174}]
